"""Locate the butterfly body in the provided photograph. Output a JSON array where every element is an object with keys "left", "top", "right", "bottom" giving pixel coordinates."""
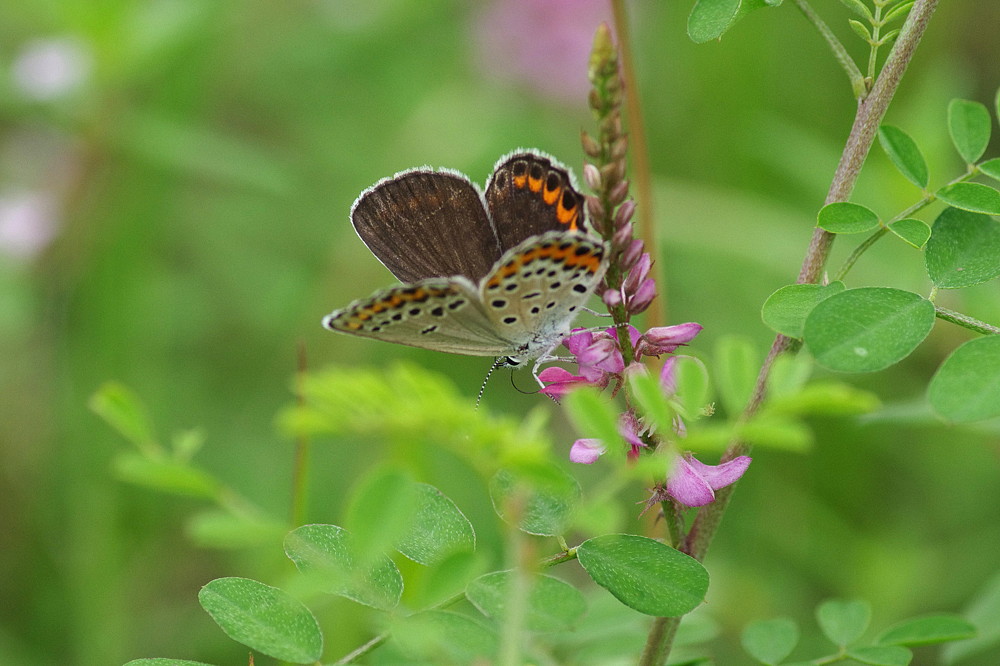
[{"left": 322, "top": 151, "right": 608, "bottom": 364}]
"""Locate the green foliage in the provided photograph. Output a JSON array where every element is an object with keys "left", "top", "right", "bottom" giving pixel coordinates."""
[
  {"left": 936, "top": 182, "right": 1000, "bottom": 215},
  {"left": 948, "top": 99, "right": 992, "bottom": 164},
  {"left": 576, "top": 534, "right": 710, "bottom": 617},
  {"left": 817, "top": 201, "right": 881, "bottom": 234},
  {"left": 887, "top": 218, "right": 930, "bottom": 248},
  {"left": 879, "top": 125, "right": 929, "bottom": 188},
  {"left": 466, "top": 571, "right": 587, "bottom": 632},
  {"left": 488, "top": 465, "right": 581, "bottom": 537},
  {"left": 743, "top": 599, "right": 975, "bottom": 665},
  {"left": 197, "top": 578, "right": 324, "bottom": 663},
  {"left": 761, "top": 281, "right": 846, "bottom": 338},
  {"left": 925, "top": 208, "right": 1000, "bottom": 288},
  {"left": 713, "top": 335, "right": 760, "bottom": 416},
  {"left": 741, "top": 617, "right": 799, "bottom": 665},
  {"left": 804, "top": 287, "right": 936, "bottom": 372},
  {"left": 928, "top": 336, "right": 1000, "bottom": 422}
]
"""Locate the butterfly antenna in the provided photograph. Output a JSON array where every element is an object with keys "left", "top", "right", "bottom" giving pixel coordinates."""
[{"left": 477, "top": 357, "right": 508, "bottom": 410}]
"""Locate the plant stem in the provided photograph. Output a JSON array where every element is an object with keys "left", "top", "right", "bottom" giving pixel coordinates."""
[
  {"left": 689, "top": 0, "right": 941, "bottom": 568},
  {"left": 935, "top": 307, "right": 1000, "bottom": 335}
]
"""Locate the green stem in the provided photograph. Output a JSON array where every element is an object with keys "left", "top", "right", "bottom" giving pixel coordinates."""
[
  {"left": 792, "top": 0, "right": 867, "bottom": 98},
  {"left": 683, "top": 0, "right": 941, "bottom": 572},
  {"left": 935, "top": 307, "right": 1000, "bottom": 335}
]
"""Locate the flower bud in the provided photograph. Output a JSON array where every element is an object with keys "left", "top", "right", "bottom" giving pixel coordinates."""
[
  {"left": 581, "top": 131, "right": 602, "bottom": 158},
  {"left": 583, "top": 162, "right": 602, "bottom": 191},
  {"left": 614, "top": 199, "right": 636, "bottom": 227},
  {"left": 602, "top": 287, "right": 623, "bottom": 308},
  {"left": 626, "top": 278, "right": 656, "bottom": 314}
]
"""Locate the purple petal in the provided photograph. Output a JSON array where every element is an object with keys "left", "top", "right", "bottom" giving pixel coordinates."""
[
  {"left": 563, "top": 329, "right": 594, "bottom": 355},
  {"left": 659, "top": 356, "right": 678, "bottom": 395},
  {"left": 685, "top": 455, "right": 751, "bottom": 490},
  {"left": 642, "top": 322, "right": 703, "bottom": 353},
  {"left": 665, "top": 456, "right": 716, "bottom": 507},
  {"left": 570, "top": 438, "right": 606, "bottom": 464},
  {"left": 626, "top": 278, "right": 657, "bottom": 313}
]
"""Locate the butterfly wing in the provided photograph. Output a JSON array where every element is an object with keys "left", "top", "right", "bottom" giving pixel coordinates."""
[
  {"left": 484, "top": 152, "right": 586, "bottom": 252},
  {"left": 351, "top": 170, "right": 502, "bottom": 283},
  {"left": 478, "top": 231, "right": 609, "bottom": 361},
  {"left": 322, "top": 277, "right": 518, "bottom": 356}
]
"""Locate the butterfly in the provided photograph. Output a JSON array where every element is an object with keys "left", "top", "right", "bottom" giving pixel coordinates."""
[{"left": 322, "top": 151, "right": 609, "bottom": 368}]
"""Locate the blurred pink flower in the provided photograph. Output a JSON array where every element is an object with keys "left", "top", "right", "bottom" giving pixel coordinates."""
[
  {"left": 12, "top": 37, "right": 91, "bottom": 101},
  {"left": 0, "top": 192, "right": 59, "bottom": 260},
  {"left": 472, "top": 0, "right": 612, "bottom": 103}
]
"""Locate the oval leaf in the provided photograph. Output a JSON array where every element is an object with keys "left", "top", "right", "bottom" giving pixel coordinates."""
[
  {"left": 395, "top": 483, "right": 475, "bottom": 565},
  {"left": 761, "top": 282, "right": 846, "bottom": 338},
  {"left": 928, "top": 336, "right": 1000, "bottom": 423},
  {"left": 714, "top": 335, "right": 761, "bottom": 416},
  {"left": 89, "top": 382, "right": 157, "bottom": 450},
  {"left": 948, "top": 99, "right": 991, "bottom": 163},
  {"left": 577, "top": 534, "right": 709, "bottom": 616},
  {"left": 877, "top": 614, "right": 976, "bottom": 646},
  {"left": 936, "top": 182, "right": 1000, "bottom": 215},
  {"left": 688, "top": 0, "right": 741, "bottom": 43},
  {"left": 846, "top": 645, "right": 913, "bottom": 665},
  {"left": 283, "top": 524, "right": 402, "bottom": 610},
  {"left": 979, "top": 157, "right": 1000, "bottom": 182},
  {"left": 817, "top": 202, "right": 881, "bottom": 234},
  {"left": 489, "top": 465, "right": 581, "bottom": 536},
  {"left": 466, "top": 571, "right": 587, "bottom": 632},
  {"left": 741, "top": 617, "right": 799, "bottom": 665},
  {"left": 344, "top": 465, "right": 419, "bottom": 565},
  {"left": 817, "top": 599, "right": 872, "bottom": 647},
  {"left": 888, "top": 218, "right": 931, "bottom": 249},
  {"left": 804, "top": 288, "right": 935, "bottom": 373},
  {"left": 879, "top": 125, "right": 929, "bottom": 188},
  {"left": 198, "top": 577, "right": 323, "bottom": 663},
  {"left": 925, "top": 207, "right": 1000, "bottom": 288},
  {"left": 391, "top": 610, "right": 497, "bottom": 662}
]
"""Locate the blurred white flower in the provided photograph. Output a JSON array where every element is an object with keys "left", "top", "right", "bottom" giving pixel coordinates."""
[
  {"left": 12, "top": 37, "right": 91, "bottom": 101},
  {"left": 0, "top": 192, "right": 59, "bottom": 260}
]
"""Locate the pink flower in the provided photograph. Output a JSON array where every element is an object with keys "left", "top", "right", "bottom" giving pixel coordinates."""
[
  {"left": 570, "top": 438, "right": 606, "bottom": 464},
  {"left": 638, "top": 323, "right": 703, "bottom": 356},
  {"left": 665, "top": 455, "right": 751, "bottom": 507},
  {"left": 538, "top": 367, "right": 589, "bottom": 399}
]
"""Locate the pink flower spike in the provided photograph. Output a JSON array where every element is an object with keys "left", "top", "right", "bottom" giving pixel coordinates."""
[
  {"left": 665, "top": 454, "right": 751, "bottom": 507},
  {"left": 626, "top": 278, "right": 657, "bottom": 313},
  {"left": 570, "top": 438, "right": 606, "bottom": 464}
]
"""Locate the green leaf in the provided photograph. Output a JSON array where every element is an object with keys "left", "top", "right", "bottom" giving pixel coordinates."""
[
  {"left": 741, "top": 617, "right": 799, "bottom": 665},
  {"left": 673, "top": 356, "right": 711, "bottom": 421},
  {"left": 948, "top": 99, "right": 992, "bottom": 163},
  {"left": 391, "top": 610, "right": 497, "bottom": 662},
  {"left": 803, "top": 288, "right": 935, "bottom": 373},
  {"left": 877, "top": 614, "right": 975, "bottom": 646},
  {"left": 112, "top": 453, "right": 220, "bottom": 499},
  {"left": 124, "top": 661, "right": 217, "bottom": 666},
  {"left": 846, "top": 645, "right": 913, "bottom": 665},
  {"left": 761, "top": 282, "right": 846, "bottom": 338},
  {"left": 283, "top": 524, "right": 403, "bottom": 610},
  {"left": 489, "top": 465, "right": 580, "bottom": 536},
  {"left": 764, "top": 381, "right": 880, "bottom": 416},
  {"left": 883, "top": 1, "right": 914, "bottom": 25},
  {"left": 848, "top": 19, "right": 872, "bottom": 42},
  {"left": 89, "top": 382, "right": 158, "bottom": 452},
  {"left": 936, "top": 182, "right": 1000, "bottom": 215},
  {"left": 879, "top": 125, "right": 929, "bottom": 188},
  {"left": 925, "top": 207, "right": 1000, "bottom": 288},
  {"left": 942, "top": 571, "right": 1000, "bottom": 664},
  {"left": 185, "top": 510, "right": 286, "bottom": 550},
  {"left": 563, "top": 388, "right": 622, "bottom": 454},
  {"left": 395, "top": 483, "right": 475, "bottom": 565},
  {"left": 629, "top": 370, "right": 676, "bottom": 435},
  {"left": 764, "top": 352, "right": 812, "bottom": 399},
  {"left": 687, "top": 0, "right": 740, "bottom": 43},
  {"left": 198, "top": 578, "right": 323, "bottom": 663},
  {"left": 465, "top": 571, "right": 587, "bottom": 632},
  {"left": 928, "top": 336, "right": 1000, "bottom": 423},
  {"left": 714, "top": 335, "right": 760, "bottom": 416},
  {"left": 979, "top": 157, "right": 1000, "bottom": 181},
  {"left": 817, "top": 202, "right": 881, "bottom": 233},
  {"left": 817, "top": 599, "right": 872, "bottom": 647},
  {"left": 838, "top": 0, "right": 874, "bottom": 21},
  {"left": 888, "top": 218, "right": 931, "bottom": 249},
  {"left": 576, "top": 534, "right": 709, "bottom": 617},
  {"left": 344, "top": 465, "right": 420, "bottom": 566}
]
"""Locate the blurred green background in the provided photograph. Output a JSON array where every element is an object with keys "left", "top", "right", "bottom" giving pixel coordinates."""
[{"left": 2, "top": 1, "right": 999, "bottom": 664}]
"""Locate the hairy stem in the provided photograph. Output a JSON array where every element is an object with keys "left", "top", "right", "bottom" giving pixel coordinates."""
[
  {"left": 935, "top": 307, "right": 1000, "bottom": 336},
  {"left": 792, "top": 0, "right": 867, "bottom": 97}
]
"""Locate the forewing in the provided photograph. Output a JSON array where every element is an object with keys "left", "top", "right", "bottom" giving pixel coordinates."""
[
  {"left": 322, "top": 278, "right": 517, "bottom": 356},
  {"left": 352, "top": 170, "right": 502, "bottom": 283},
  {"left": 484, "top": 152, "right": 586, "bottom": 252}
]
